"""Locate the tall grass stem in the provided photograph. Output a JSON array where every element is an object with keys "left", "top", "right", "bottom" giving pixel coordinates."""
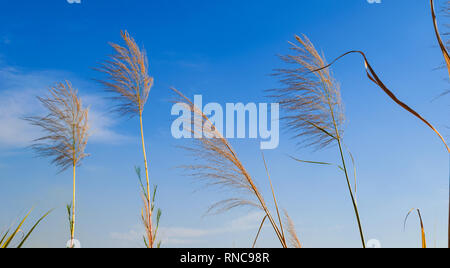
[
  {"left": 139, "top": 112, "right": 153, "bottom": 247},
  {"left": 71, "top": 164, "right": 76, "bottom": 247}
]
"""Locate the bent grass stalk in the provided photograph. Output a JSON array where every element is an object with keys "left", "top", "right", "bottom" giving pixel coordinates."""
[
  {"left": 272, "top": 35, "right": 365, "bottom": 247},
  {"left": 309, "top": 6, "right": 450, "bottom": 246},
  {"left": 430, "top": 0, "right": 450, "bottom": 248},
  {"left": 25, "top": 81, "right": 89, "bottom": 247},
  {"left": 290, "top": 29, "right": 450, "bottom": 247},
  {"left": 96, "top": 30, "right": 157, "bottom": 247},
  {"left": 312, "top": 50, "right": 450, "bottom": 153},
  {"left": 171, "top": 88, "right": 288, "bottom": 248},
  {"left": 404, "top": 208, "right": 427, "bottom": 248}
]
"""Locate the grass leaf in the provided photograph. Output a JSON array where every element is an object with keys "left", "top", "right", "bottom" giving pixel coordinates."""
[
  {"left": 404, "top": 208, "right": 427, "bottom": 248},
  {"left": 17, "top": 210, "right": 52, "bottom": 248}
]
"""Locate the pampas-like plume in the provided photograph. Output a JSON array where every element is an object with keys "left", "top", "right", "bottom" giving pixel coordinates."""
[
  {"left": 272, "top": 35, "right": 366, "bottom": 247},
  {"left": 284, "top": 211, "right": 302, "bottom": 248},
  {"left": 96, "top": 30, "right": 157, "bottom": 248},
  {"left": 25, "top": 81, "right": 89, "bottom": 247},
  {"left": 171, "top": 88, "right": 287, "bottom": 248},
  {"left": 26, "top": 81, "right": 89, "bottom": 171},
  {"left": 95, "top": 30, "right": 153, "bottom": 117},
  {"left": 272, "top": 35, "right": 344, "bottom": 150}
]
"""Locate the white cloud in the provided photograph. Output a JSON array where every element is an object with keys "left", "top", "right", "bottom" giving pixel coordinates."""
[
  {"left": 0, "top": 65, "right": 129, "bottom": 149},
  {"left": 111, "top": 212, "right": 265, "bottom": 247},
  {"left": 110, "top": 227, "right": 141, "bottom": 242},
  {"left": 79, "top": 94, "right": 131, "bottom": 144},
  {"left": 160, "top": 212, "right": 265, "bottom": 241}
]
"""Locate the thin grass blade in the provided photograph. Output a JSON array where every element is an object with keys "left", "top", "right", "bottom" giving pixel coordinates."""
[
  {"left": 289, "top": 155, "right": 344, "bottom": 172},
  {"left": 1, "top": 210, "right": 32, "bottom": 248},
  {"left": 284, "top": 210, "right": 302, "bottom": 248},
  {"left": 17, "top": 210, "right": 52, "bottom": 248},
  {"left": 0, "top": 230, "right": 10, "bottom": 246},
  {"left": 404, "top": 208, "right": 427, "bottom": 248},
  {"left": 252, "top": 215, "right": 268, "bottom": 248},
  {"left": 261, "top": 152, "right": 286, "bottom": 247}
]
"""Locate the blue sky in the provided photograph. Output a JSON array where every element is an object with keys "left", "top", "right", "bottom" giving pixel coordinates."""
[{"left": 0, "top": 0, "right": 449, "bottom": 248}]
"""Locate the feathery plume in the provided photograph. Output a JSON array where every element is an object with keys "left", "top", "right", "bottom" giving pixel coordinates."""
[
  {"left": 25, "top": 80, "right": 89, "bottom": 247},
  {"left": 271, "top": 35, "right": 365, "bottom": 247},
  {"left": 171, "top": 88, "right": 287, "bottom": 248},
  {"left": 284, "top": 210, "right": 302, "bottom": 248},
  {"left": 404, "top": 208, "right": 427, "bottom": 249},
  {"left": 96, "top": 30, "right": 157, "bottom": 248},
  {"left": 96, "top": 30, "right": 153, "bottom": 117},
  {"left": 271, "top": 35, "right": 344, "bottom": 150},
  {"left": 25, "top": 81, "right": 89, "bottom": 171}
]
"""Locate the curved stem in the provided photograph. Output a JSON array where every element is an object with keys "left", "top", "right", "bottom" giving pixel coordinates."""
[
  {"left": 430, "top": 0, "right": 450, "bottom": 248},
  {"left": 172, "top": 88, "right": 286, "bottom": 248},
  {"left": 219, "top": 129, "right": 286, "bottom": 248}
]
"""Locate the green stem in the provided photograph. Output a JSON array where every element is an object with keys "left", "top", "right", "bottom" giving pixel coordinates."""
[
  {"left": 139, "top": 112, "right": 153, "bottom": 248},
  {"left": 324, "top": 79, "right": 366, "bottom": 248},
  {"left": 71, "top": 163, "right": 76, "bottom": 248},
  {"left": 71, "top": 124, "right": 76, "bottom": 248},
  {"left": 337, "top": 138, "right": 366, "bottom": 248}
]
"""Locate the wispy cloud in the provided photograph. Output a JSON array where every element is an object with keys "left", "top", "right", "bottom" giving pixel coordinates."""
[
  {"left": 110, "top": 212, "right": 265, "bottom": 247},
  {"left": 0, "top": 64, "right": 129, "bottom": 149},
  {"left": 79, "top": 94, "right": 131, "bottom": 144},
  {"left": 159, "top": 212, "right": 265, "bottom": 246},
  {"left": 110, "top": 227, "right": 142, "bottom": 242}
]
